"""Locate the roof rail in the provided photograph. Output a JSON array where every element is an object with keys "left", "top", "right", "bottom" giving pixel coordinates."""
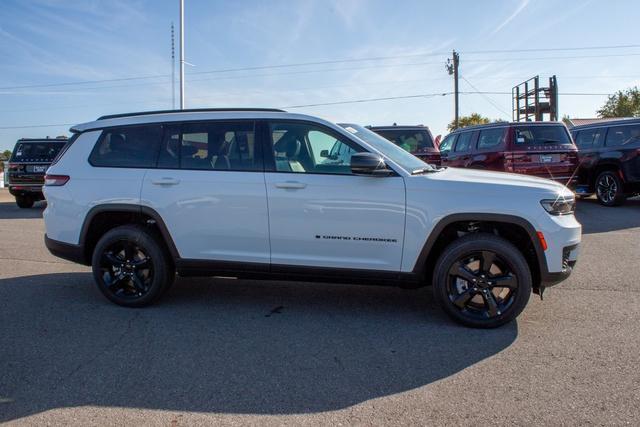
[{"left": 97, "top": 108, "right": 286, "bottom": 121}]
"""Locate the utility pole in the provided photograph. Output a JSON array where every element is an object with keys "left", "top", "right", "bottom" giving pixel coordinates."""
[
  {"left": 171, "top": 22, "right": 175, "bottom": 109},
  {"left": 179, "top": 0, "right": 185, "bottom": 109},
  {"left": 446, "top": 50, "right": 460, "bottom": 128}
]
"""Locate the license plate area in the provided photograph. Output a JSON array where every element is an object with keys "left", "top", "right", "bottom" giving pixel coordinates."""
[
  {"left": 539, "top": 154, "right": 556, "bottom": 163},
  {"left": 27, "top": 165, "right": 48, "bottom": 173}
]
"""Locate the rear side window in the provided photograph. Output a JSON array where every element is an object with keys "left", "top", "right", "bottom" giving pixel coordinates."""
[
  {"left": 90, "top": 125, "right": 163, "bottom": 168},
  {"left": 11, "top": 141, "right": 66, "bottom": 162},
  {"left": 375, "top": 129, "right": 435, "bottom": 153},
  {"left": 454, "top": 132, "right": 473, "bottom": 152},
  {"left": 477, "top": 128, "right": 505, "bottom": 149},
  {"left": 605, "top": 125, "right": 640, "bottom": 147},
  {"left": 575, "top": 128, "right": 604, "bottom": 148},
  {"left": 514, "top": 125, "right": 572, "bottom": 146}
]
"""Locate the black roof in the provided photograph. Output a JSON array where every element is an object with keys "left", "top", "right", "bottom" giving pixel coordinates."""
[
  {"left": 569, "top": 117, "right": 640, "bottom": 131},
  {"left": 368, "top": 125, "right": 429, "bottom": 130},
  {"left": 97, "top": 108, "right": 286, "bottom": 121},
  {"left": 16, "top": 137, "right": 67, "bottom": 142},
  {"left": 449, "top": 121, "right": 566, "bottom": 133}
]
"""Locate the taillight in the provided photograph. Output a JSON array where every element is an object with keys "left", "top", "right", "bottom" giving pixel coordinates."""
[{"left": 44, "top": 174, "right": 69, "bottom": 186}]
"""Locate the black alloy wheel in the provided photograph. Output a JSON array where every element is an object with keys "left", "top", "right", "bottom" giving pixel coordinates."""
[
  {"left": 595, "top": 171, "right": 626, "bottom": 207},
  {"left": 99, "top": 240, "right": 153, "bottom": 300},
  {"left": 92, "top": 225, "right": 174, "bottom": 307},
  {"left": 433, "top": 233, "right": 532, "bottom": 328}
]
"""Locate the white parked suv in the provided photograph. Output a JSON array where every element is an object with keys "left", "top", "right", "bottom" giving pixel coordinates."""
[{"left": 43, "top": 109, "right": 581, "bottom": 328}]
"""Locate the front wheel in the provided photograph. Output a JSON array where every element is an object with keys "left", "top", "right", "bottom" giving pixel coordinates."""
[
  {"left": 432, "top": 233, "right": 532, "bottom": 328},
  {"left": 595, "top": 171, "right": 626, "bottom": 206},
  {"left": 91, "top": 225, "right": 174, "bottom": 307}
]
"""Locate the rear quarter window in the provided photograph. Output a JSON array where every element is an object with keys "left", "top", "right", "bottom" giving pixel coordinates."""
[{"left": 89, "top": 125, "right": 163, "bottom": 168}]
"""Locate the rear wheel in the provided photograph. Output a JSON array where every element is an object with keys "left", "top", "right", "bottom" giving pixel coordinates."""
[
  {"left": 15, "top": 195, "right": 34, "bottom": 209},
  {"left": 595, "top": 171, "right": 625, "bottom": 206},
  {"left": 91, "top": 225, "right": 174, "bottom": 307},
  {"left": 432, "top": 233, "right": 532, "bottom": 328}
]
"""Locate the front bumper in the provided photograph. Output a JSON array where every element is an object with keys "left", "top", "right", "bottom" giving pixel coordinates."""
[{"left": 540, "top": 243, "right": 579, "bottom": 287}]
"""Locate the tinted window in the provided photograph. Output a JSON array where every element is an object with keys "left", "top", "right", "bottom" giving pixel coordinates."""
[
  {"left": 605, "top": 125, "right": 640, "bottom": 147},
  {"left": 454, "top": 132, "right": 473, "bottom": 152},
  {"left": 270, "top": 122, "right": 363, "bottom": 174},
  {"left": 338, "top": 123, "right": 429, "bottom": 172},
  {"left": 374, "top": 129, "right": 434, "bottom": 153},
  {"left": 439, "top": 134, "right": 456, "bottom": 152},
  {"left": 11, "top": 141, "right": 66, "bottom": 162},
  {"left": 477, "top": 128, "right": 505, "bottom": 149},
  {"left": 575, "top": 128, "right": 604, "bottom": 149},
  {"left": 179, "top": 121, "right": 259, "bottom": 170},
  {"left": 90, "top": 125, "right": 162, "bottom": 168},
  {"left": 514, "top": 125, "right": 572, "bottom": 146}
]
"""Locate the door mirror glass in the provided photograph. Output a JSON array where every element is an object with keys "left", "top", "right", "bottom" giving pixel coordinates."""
[
  {"left": 319, "top": 149, "right": 329, "bottom": 158},
  {"left": 350, "top": 152, "right": 393, "bottom": 176}
]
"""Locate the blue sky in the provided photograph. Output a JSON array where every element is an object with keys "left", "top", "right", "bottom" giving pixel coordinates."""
[{"left": 1, "top": 0, "right": 640, "bottom": 151}]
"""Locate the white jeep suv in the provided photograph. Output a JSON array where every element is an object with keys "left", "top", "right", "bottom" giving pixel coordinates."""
[{"left": 43, "top": 109, "right": 581, "bottom": 328}]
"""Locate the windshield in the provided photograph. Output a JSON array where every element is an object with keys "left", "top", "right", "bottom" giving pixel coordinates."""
[
  {"left": 373, "top": 128, "right": 435, "bottom": 154},
  {"left": 10, "top": 141, "right": 66, "bottom": 162},
  {"left": 514, "top": 125, "right": 572, "bottom": 146},
  {"left": 338, "top": 123, "right": 431, "bottom": 172}
]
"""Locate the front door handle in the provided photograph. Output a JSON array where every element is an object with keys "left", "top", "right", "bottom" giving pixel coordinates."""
[
  {"left": 151, "top": 177, "right": 180, "bottom": 186},
  {"left": 275, "top": 181, "right": 307, "bottom": 189}
]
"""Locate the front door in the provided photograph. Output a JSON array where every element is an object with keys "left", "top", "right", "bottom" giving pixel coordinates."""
[
  {"left": 141, "top": 120, "right": 270, "bottom": 264},
  {"left": 263, "top": 121, "right": 406, "bottom": 271}
]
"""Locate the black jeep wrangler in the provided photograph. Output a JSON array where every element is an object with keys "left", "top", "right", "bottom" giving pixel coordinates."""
[{"left": 6, "top": 137, "right": 67, "bottom": 208}]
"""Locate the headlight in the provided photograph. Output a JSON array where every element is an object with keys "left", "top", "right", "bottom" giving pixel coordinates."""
[{"left": 540, "top": 197, "right": 575, "bottom": 215}]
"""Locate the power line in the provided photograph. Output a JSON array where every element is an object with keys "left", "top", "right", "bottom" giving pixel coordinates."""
[
  {"left": 460, "top": 76, "right": 511, "bottom": 118},
  {"left": 283, "top": 93, "right": 450, "bottom": 109},
  {"left": 1, "top": 43, "right": 639, "bottom": 91}
]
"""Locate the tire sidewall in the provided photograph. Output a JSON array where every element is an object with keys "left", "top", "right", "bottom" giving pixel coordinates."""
[
  {"left": 432, "top": 234, "right": 532, "bottom": 328},
  {"left": 91, "top": 225, "right": 171, "bottom": 307}
]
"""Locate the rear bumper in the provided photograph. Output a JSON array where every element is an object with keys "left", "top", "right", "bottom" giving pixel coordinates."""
[
  {"left": 9, "top": 185, "right": 44, "bottom": 197},
  {"left": 44, "top": 234, "right": 88, "bottom": 265}
]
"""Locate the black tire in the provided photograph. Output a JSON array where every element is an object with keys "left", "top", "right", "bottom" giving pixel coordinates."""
[
  {"left": 595, "top": 171, "right": 626, "bottom": 207},
  {"left": 91, "top": 225, "right": 175, "bottom": 307},
  {"left": 15, "top": 195, "right": 34, "bottom": 209},
  {"left": 432, "top": 233, "right": 532, "bottom": 329}
]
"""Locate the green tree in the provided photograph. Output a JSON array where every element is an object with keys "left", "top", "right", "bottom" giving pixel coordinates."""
[
  {"left": 597, "top": 87, "right": 640, "bottom": 118},
  {"left": 1, "top": 150, "right": 11, "bottom": 160},
  {"left": 447, "top": 113, "right": 491, "bottom": 131}
]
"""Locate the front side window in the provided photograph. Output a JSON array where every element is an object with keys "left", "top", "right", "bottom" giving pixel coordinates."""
[
  {"left": 605, "top": 125, "right": 640, "bottom": 147},
  {"left": 90, "top": 125, "right": 163, "bottom": 168},
  {"left": 439, "top": 134, "right": 456, "bottom": 153},
  {"left": 454, "top": 132, "right": 473, "bottom": 152},
  {"left": 270, "top": 122, "right": 363, "bottom": 174},
  {"left": 477, "top": 129, "right": 505, "bottom": 149}
]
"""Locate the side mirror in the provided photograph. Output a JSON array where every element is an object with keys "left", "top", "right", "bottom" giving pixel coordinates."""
[
  {"left": 351, "top": 152, "right": 394, "bottom": 176},
  {"left": 320, "top": 149, "right": 329, "bottom": 158}
]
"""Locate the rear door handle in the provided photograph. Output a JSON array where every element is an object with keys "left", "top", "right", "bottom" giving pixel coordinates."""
[
  {"left": 151, "top": 177, "right": 180, "bottom": 186},
  {"left": 275, "top": 181, "right": 307, "bottom": 189}
]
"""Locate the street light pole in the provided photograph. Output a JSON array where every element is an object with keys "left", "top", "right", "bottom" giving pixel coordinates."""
[{"left": 179, "top": 0, "right": 185, "bottom": 109}]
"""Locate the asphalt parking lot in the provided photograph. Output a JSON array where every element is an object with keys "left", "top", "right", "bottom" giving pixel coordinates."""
[{"left": 0, "top": 189, "right": 639, "bottom": 426}]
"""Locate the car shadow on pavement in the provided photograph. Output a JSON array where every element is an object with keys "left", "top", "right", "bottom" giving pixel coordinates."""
[
  {"left": 0, "top": 201, "right": 45, "bottom": 219},
  {"left": 576, "top": 197, "right": 640, "bottom": 234},
  {"left": 0, "top": 272, "right": 517, "bottom": 421}
]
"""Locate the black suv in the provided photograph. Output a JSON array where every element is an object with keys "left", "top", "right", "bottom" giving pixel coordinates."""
[
  {"left": 570, "top": 118, "right": 640, "bottom": 206},
  {"left": 6, "top": 137, "right": 67, "bottom": 208},
  {"left": 368, "top": 125, "right": 441, "bottom": 165}
]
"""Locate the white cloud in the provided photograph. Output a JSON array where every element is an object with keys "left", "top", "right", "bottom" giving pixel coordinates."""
[{"left": 491, "top": 0, "right": 530, "bottom": 35}]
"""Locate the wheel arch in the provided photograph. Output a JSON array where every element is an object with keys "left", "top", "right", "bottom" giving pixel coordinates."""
[
  {"left": 591, "top": 161, "right": 624, "bottom": 189},
  {"left": 79, "top": 204, "right": 179, "bottom": 265},
  {"left": 412, "top": 213, "right": 547, "bottom": 290}
]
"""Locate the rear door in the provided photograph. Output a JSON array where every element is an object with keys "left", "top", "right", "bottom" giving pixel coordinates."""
[
  {"left": 141, "top": 120, "right": 270, "bottom": 264},
  {"left": 510, "top": 124, "right": 578, "bottom": 184},
  {"left": 263, "top": 120, "right": 406, "bottom": 271}
]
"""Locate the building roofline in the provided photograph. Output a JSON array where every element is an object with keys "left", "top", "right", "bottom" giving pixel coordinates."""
[{"left": 569, "top": 117, "right": 640, "bottom": 130}]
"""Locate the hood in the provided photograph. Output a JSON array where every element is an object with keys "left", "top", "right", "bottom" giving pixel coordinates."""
[{"left": 425, "top": 167, "right": 573, "bottom": 198}]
